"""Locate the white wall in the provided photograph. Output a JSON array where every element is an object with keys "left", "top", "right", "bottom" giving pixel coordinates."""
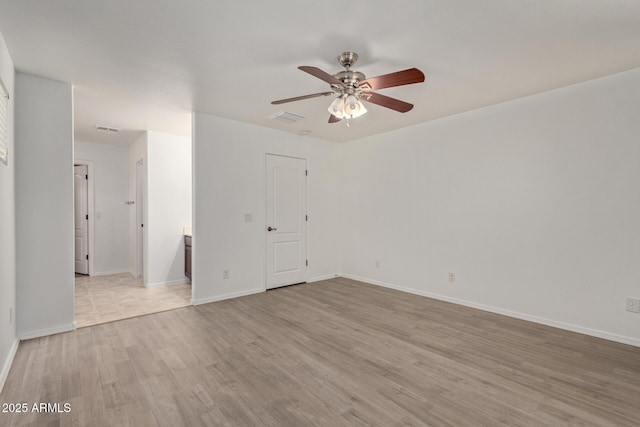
[
  {"left": 341, "top": 68, "right": 640, "bottom": 346},
  {"left": 146, "top": 131, "right": 192, "bottom": 286},
  {"left": 0, "top": 31, "right": 17, "bottom": 393},
  {"left": 74, "top": 141, "right": 130, "bottom": 275},
  {"left": 15, "top": 73, "right": 74, "bottom": 339},
  {"left": 129, "top": 132, "right": 148, "bottom": 278},
  {"left": 192, "top": 114, "right": 341, "bottom": 304}
]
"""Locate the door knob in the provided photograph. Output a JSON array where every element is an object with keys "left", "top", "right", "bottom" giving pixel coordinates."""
[{"left": 267, "top": 226, "right": 277, "bottom": 231}]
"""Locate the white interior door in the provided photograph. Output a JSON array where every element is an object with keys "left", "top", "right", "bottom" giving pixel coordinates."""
[
  {"left": 74, "top": 165, "right": 89, "bottom": 274},
  {"left": 136, "top": 159, "right": 145, "bottom": 278},
  {"left": 266, "top": 154, "right": 307, "bottom": 289}
]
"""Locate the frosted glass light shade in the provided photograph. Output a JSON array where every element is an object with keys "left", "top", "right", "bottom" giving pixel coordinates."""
[
  {"left": 328, "top": 97, "right": 345, "bottom": 118},
  {"left": 345, "top": 95, "right": 360, "bottom": 115},
  {"left": 349, "top": 100, "right": 367, "bottom": 119}
]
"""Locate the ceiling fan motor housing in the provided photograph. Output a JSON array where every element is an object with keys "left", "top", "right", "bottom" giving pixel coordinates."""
[
  {"left": 333, "top": 52, "right": 366, "bottom": 95},
  {"left": 332, "top": 70, "right": 366, "bottom": 94}
]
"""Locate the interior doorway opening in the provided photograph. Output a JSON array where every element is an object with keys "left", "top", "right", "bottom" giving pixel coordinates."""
[{"left": 73, "top": 133, "right": 193, "bottom": 329}]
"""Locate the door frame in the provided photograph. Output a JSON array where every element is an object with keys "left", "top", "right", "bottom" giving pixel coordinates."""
[
  {"left": 135, "top": 158, "right": 146, "bottom": 281},
  {"left": 74, "top": 159, "right": 95, "bottom": 276},
  {"left": 264, "top": 152, "right": 309, "bottom": 291}
]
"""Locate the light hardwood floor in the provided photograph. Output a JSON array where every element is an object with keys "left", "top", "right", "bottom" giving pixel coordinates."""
[
  {"left": 75, "top": 273, "right": 192, "bottom": 327},
  {"left": 1, "top": 277, "right": 639, "bottom": 426}
]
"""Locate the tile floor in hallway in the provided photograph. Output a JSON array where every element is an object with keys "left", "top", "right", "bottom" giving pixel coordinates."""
[{"left": 75, "top": 273, "right": 192, "bottom": 327}]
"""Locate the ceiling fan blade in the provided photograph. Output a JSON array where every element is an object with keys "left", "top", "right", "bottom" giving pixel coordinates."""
[
  {"left": 361, "top": 92, "right": 414, "bottom": 113},
  {"left": 358, "top": 68, "right": 425, "bottom": 91},
  {"left": 299, "top": 66, "right": 345, "bottom": 87},
  {"left": 271, "top": 91, "right": 334, "bottom": 105},
  {"left": 328, "top": 114, "right": 342, "bottom": 123}
]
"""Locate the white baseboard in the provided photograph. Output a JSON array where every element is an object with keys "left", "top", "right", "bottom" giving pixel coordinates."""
[
  {"left": 307, "top": 274, "right": 340, "bottom": 283},
  {"left": 192, "top": 287, "right": 264, "bottom": 306},
  {"left": 190, "top": 275, "right": 338, "bottom": 306},
  {"left": 18, "top": 322, "right": 75, "bottom": 341},
  {"left": 91, "top": 269, "right": 131, "bottom": 277},
  {"left": 146, "top": 278, "right": 189, "bottom": 288},
  {"left": 0, "top": 338, "right": 19, "bottom": 394},
  {"left": 191, "top": 276, "right": 339, "bottom": 305},
  {"left": 340, "top": 274, "right": 640, "bottom": 348}
]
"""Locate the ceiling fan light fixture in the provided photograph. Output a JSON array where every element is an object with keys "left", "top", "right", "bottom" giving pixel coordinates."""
[{"left": 328, "top": 94, "right": 367, "bottom": 120}]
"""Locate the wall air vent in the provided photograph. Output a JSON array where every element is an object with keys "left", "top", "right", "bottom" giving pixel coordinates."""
[
  {"left": 96, "top": 126, "right": 120, "bottom": 133},
  {"left": 267, "top": 111, "right": 305, "bottom": 123}
]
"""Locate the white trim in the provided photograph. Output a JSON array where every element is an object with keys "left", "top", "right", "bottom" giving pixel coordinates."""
[
  {"left": 340, "top": 274, "right": 640, "bottom": 348},
  {"left": 0, "top": 339, "right": 19, "bottom": 394},
  {"left": 135, "top": 158, "right": 146, "bottom": 282},
  {"left": 190, "top": 115, "right": 197, "bottom": 306},
  {"left": 308, "top": 274, "right": 339, "bottom": 283},
  {"left": 145, "top": 278, "right": 189, "bottom": 288},
  {"left": 74, "top": 159, "right": 95, "bottom": 276},
  {"left": 91, "top": 269, "right": 132, "bottom": 277},
  {"left": 192, "top": 287, "right": 263, "bottom": 306},
  {"left": 18, "top": 322, "right": 75, "bottom": 341}
]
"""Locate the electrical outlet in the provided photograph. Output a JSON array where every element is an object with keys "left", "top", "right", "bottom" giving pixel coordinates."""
[
  {"left": 375, "top": 260, "right": 380, "bottom": 268},
  {"left": 244, "top": 213, "right": 253, "bottom": 223},
  {"left": 223, "top": 269, "right": 230, "bottom": 280},
  {"left": 626, "top": 297, "right": 640, "bottom": 313},
  {"left": 449, "top": 272, "right": 456, "bottom": 283}
]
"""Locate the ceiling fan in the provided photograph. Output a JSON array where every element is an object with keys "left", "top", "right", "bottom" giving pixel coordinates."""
[{"left": 271, "top": 52, "right": 425, "bottom": 124}]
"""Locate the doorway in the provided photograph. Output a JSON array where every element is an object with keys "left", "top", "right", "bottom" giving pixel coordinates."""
[
  {"left": 74, "top": 134, "right": 192, "bottom": 327},
  {"left": 265, "top": 154, "right": 307, "bottom": 289}
]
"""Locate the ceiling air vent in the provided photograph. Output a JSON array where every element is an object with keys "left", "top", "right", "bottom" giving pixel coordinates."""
[
  {"left": 96, "top": 125, "right": 120, "bottom": 133},
  {"left": 267, "top": 111, "right": 305, "bottom": 123}
]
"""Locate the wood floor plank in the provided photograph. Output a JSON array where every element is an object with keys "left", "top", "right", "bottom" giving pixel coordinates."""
[{"left": 1, "top": 277, "right": 639, "bottom": 426}]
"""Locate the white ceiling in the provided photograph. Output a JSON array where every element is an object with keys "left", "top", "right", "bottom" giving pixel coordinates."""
[{"left": 1, "top": 1, "right": 639, "bottom": 145}]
